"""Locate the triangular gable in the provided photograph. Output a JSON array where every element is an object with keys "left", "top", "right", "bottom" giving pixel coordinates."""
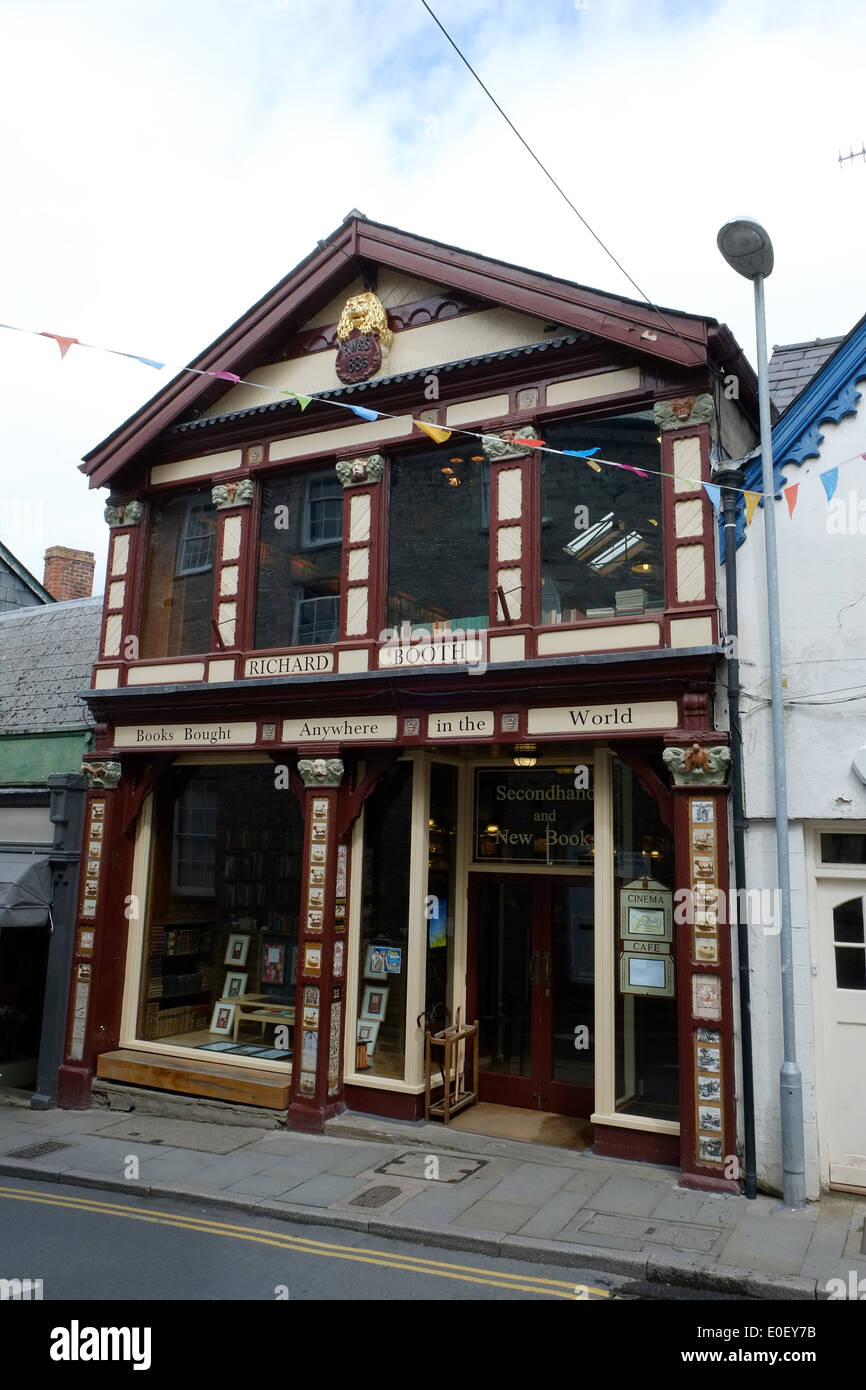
[{"left": 81, "top": 213, "right": 729, "bottom": 492}]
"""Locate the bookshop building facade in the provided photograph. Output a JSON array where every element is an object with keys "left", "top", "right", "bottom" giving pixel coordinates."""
[{"left": 58, "top": 216, "right": 758, "bottom": 1189}]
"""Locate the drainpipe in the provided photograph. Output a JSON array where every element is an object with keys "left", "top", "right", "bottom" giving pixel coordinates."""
[{"left": 715, "top": 456, "right": 757, "bottom": 1199}]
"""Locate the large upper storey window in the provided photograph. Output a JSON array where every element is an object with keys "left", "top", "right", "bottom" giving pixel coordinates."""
[
  {"left": 139, "top": 488, "right": 217, "bottom": 658},
  {"left": 255, "top": 469, "right": 343, "bottom": 649},
  {"left": 387, "top": 444, "right": 489, "bottom": 633},
  {"left": 540, "top": 413, "right": 664, "bottom": 624}
]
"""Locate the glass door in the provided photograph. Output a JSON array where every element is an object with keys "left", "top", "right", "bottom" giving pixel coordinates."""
[{"left": 467, "top": 874, "right": 593, "bottom": 1115}]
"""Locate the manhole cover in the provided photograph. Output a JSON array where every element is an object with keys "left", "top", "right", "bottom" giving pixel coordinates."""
[
  {"left": 376, "top": 1151, "right": 486, "bottom": 1183},
  {"left": 348, "top": 1184, "right": 404, "bottom": 1208},
  {"left": 6, "top": 1140, "right": 74, "bottom": 1161}
]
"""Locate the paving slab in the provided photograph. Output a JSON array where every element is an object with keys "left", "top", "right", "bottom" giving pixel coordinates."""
[
  {"left": 555, "top": 1225, "right": 644, "bottom": 1252},
  {"left": 255, "top": 1173, "right": 364, "bottom": 1207},
  {"left": 377, "top": 1176, "right": 500, "bottom": 1225},
  {"left": 177, "top": 1151, "right": 281, "bottom": 1189},
  {"left": 92, "top": 1116, "right": 263, "bottom": 1154},
  {"left": 516, "top": 1191, "right": 593, "bottom": 1239},
  {"left": 715, "top": 1213, "right": 816, "bottom": 1275},
  {"left": 584, "top": 1175, "right": 670, "bottom": 1217},
  {"left": 580, "top": 1212, "right": 718, "bottom": 1253},
  {"left": 481, "top": 1161, "right": 573, "bottom": 1207},
  {"left": 452, "top": 1197, "right": 538, "bottom": 1233},
  {"left": 646, "top": 1189, "right": 708, "bottom": 1223}
]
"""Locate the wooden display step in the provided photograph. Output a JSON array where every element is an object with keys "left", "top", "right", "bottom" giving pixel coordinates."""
[{"left": 96, "top": 1049, "right": 290, "bottom": 1109}]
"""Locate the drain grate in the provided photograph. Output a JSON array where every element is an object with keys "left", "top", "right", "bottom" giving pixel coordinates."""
[
  {"left": 5, "top": 1140, "right": 74, "bottom": 1161},
  {"left": 348, "top": 1184, "right": 404, "bottom": 1209}
]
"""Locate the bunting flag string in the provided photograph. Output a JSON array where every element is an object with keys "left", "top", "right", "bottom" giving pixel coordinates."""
[
  {"left": 743, "top": 490, "right": 761, "bottom": 526},
  {"left": 0, "top": 316, "right": 863, "bottom": 515}
]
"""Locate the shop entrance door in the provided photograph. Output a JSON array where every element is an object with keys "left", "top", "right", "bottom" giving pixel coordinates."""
[{"left": 467, "top": 874, "right": 593, "bottom": 1116}]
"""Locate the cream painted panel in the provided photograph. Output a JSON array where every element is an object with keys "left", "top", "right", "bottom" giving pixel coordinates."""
[
  {"left": 349, "top": 494, "right": 371, "bottom": 543},
  {"left": 445, "top": 395, "right": 509, "bottom": 426},
  {"left": 204, "top": 307, "right": 550, "bottom": 417},
  {"left": 497, "top": 567, "right": 522, "bottom": 620},
  {"left": 546, "top": 366, "right": 640, "bottom": 407},
  {"left": 270, "top": 416, "right": 409, "bottom": 462},
  {"left": 150, "top": 449, "right": 242, "bottom": 487},
  {"left": 537, "top": 622, "right": 660, "bottom": 655},
  {"left": 676, "top": 545, "right": 706, "bottom": 601},
  {"left": 529, "top": 699, "right": 677, "bottom": 735},
  {"left": 222, "top": 516, "right": 242, "bottom": 561},
  {"left": 497, "top": 468, "right": 522, "bottom": 520},
  {"left": 301, "top": 271, "right": 441, "bottom": 330},
  {"left": 103, "top": 613, "right": 122, "bottom": 657},
  {"left": 672, "top": 435, "right": 702, "bottom": 493},
  {"left": 111, "top": 534, "right": 129, "bottom": 577},
  {"left": 126, "top": 662, "right": 206, "bottom": 685},
  {"left": 669, "top": 616, "right": 714, "bottom": 647},
  {"left": 208, "top": 659, "right": 236, "bottom": 682},
  {"left": 219, "top": 564, "right": 239, "bottom": 596},
  {"left": 675, "top": 498, "right": 704, "bottom": 537},
  {"left": 107, "top": 581, "right": 125, "bottom": 610},
  {"left": 93, "top": 667, "right": 120, "bottom": 689},
  {"left": 217, "top": 602, "right": 237, "bottom": 646},
  {"left": 337, "top": 648, "right": 370, "bottom": 673},
  {"left": 347, "top": 547, "right": 370, "bottom": 581},
  {"left": 496, "top": 526, "right": 522, "bottom": 562},
  {"left": 489, "top": 633, "right": 525, "bottom": 662},
  {"left": 116, "top": 721, "right": 255, "bottom": 746},
  {"left": 345, "top": 586, "right": 369, "bottom": 636}
]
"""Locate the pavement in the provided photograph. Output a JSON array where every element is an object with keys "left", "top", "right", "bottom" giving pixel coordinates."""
[{"left": 0, "top": 1092, "right": 864, "bottom": 1300}]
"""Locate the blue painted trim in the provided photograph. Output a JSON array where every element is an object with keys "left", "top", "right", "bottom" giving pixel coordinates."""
[{"left": 723, "top": 317, "right": 866, "bottom": 560}]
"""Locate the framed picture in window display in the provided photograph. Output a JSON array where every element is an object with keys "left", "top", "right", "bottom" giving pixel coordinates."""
[
  {"left": 361, "top": 985, "right": 389, "bottom": 1021},
  {"left": 222, "top": 971, "right": 248, "bottom": 999},
  {"left": 365, "top": 945, "right": 388, "bottom": 979},
  {"left": 210, "top": 1003, "right": 235, "bottom": 1035},
  {"left": 262, "top": 944, "right": 285, "bottom": 985},
  {"left": 357, "top": 1019, "right": 381, "bottom": 1053},
  {"left": 225, "top": 934, "right": 250, "bottom": 966}
]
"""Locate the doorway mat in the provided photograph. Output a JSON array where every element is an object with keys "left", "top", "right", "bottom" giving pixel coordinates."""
[
  {"left": 196, "top": 1043, "right": 291, "bottom": 1060},
  {"left": 445, "top": 1103, "right": 592, "bottom": 1150}
]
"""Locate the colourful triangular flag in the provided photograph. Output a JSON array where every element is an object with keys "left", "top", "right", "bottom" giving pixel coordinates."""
[
  {"left": 614, "top": 462, "right": 649, "bottom": 478},
  {"left": 784, "top": 483, "right": 800, "bottom": 517},
  {"left": 348, "top": 405, "right": 379, "bottom": 422},
  {"left": 206, "top": 370, "right": 241, "bottom": 383},
  {"left": 40, "top": 332, "right": 79, "bottom": 359},
  {"left": 743, "top": 490, "right": 761, "bottom": 526},
  {"left": 563, "top": 447, "right": 602, "bottom": 473},
  {"left": 702, "top": 482, "right": 721, "bottom": 511},
  {"left": 281, "top": 391, "right": 312, "bottom": 410},
  {"left": 820, "top": 467, "right": 839, "bottom": 503},
  {"left": 126, "top": 354, "right": 164, "bottom": 370},
  {"left": 415, "top": 420, "right": 452, "bottom": 445},
  {"left": 512, "top": 436, "right": 544, "bottom": 448}
]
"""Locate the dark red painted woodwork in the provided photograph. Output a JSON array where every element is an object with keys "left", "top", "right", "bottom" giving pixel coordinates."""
[
  {"left": 593, "top": 1124, "right": 680, "bottom": 1168},
  {"left": 343, "top": 1083, "right": 424, "bottom": 1122}
]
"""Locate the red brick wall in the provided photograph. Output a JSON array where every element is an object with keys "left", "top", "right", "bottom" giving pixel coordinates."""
[{"left": 43, "top": 546, "right": 95, "bottom": 601}]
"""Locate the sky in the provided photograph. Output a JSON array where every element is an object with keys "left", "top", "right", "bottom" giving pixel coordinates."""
[{"left": 1, "top": 0, "right": 864, "bottom": 589}]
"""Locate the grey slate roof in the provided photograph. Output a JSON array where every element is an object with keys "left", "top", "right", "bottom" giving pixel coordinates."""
[
  {"left": 0, "top": 596, "right": 102, "bottom": 733},
  {"left": 768, "top": 336, "right": 845, "bottom": 412}
]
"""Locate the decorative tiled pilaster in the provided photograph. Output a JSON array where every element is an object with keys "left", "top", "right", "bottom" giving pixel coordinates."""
[
  {"left": 654, "top": 395, "right": 718, "bottom": 646},
  {"left": 663, "top": 738, "right": 738, "bottom": 1191},
  {"left": 288, "top": 757, "right": 348, "bottom": 1129}
]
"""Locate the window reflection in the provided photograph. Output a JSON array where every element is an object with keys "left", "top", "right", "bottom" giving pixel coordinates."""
[{"left": 255, "top": 471, "right": 342, "bottom": 649}]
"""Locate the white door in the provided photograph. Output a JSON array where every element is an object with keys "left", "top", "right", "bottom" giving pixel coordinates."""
[{"left": 816, "top": 877, "right": 866, "bottom": 1189}]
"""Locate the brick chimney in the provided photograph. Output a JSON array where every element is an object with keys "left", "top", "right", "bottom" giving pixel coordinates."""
[{"left": 43, "top": 546, "right": 95, "bottom": 601}]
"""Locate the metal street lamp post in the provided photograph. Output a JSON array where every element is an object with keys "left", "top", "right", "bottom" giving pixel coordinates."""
[{"left": 716, "top": 217, "right": 806, "bottom": 1209}]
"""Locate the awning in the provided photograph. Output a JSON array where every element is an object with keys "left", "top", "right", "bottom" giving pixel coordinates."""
[{"left": 0, "top": 854, "right": 52, "bottom": 927}]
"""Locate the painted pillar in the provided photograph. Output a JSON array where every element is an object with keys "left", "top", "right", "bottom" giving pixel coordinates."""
[
  {"left": 481, "top": 427, "right": 540, "bottom": 661},
  {"left": 96, "top": 500, "right": 144, "bottom": 683},
  {"left": 655, "top": 393, "right": 719, "bottom": 649},
  {"left": 287, "top": 757, "right": 348, "bottom": 1131},
  {"left": 56, "top": 759, "right": 133, "bottom": 1108},
  {"left": 210, "top": 477, "right": 256, "bottom": 678},
  {"left": 664, "top": 739, "right": 739, "bottom": 1192},
  {"left": 335, "top": 454, "right": 386, "bottom": 654}
]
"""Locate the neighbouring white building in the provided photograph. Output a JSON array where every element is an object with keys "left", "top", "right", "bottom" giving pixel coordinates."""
[{"left": 728, "top": 315, "right": 866, "bottom": 1198}]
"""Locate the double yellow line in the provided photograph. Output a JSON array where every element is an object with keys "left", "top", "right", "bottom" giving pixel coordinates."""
[{"left": 0, "top": 1185, "right": 609, "bottom": 1299}]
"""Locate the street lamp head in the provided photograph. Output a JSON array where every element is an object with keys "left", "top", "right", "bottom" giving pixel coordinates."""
[{"left": 717, "top": 217, "right": 774, "bottom": 279}]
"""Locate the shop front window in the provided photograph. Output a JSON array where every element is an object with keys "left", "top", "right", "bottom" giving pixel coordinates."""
[
  {"left": 139, "top": 488, "right": 217, "bottom": 658},
  {"left": 540, "top": 413, "right": 664, "bottom": 624},
  {"left": 356, "top": 761, "right": 412, "bottom": 1079},
  {"left": 138, "top": 765, "right": 303, "bottom": 1057},
  {"left": 613, "top": 756, "right": 678, "bottom": 1121},
  {"left": 255, "top": 470, "right": 342, "bottom": 650},
  {"left": 425, "top": 763, "right": 458, "bottom": 1028},
  {"left": 386, "top": 445, "right": 489, "bottom": 633}
]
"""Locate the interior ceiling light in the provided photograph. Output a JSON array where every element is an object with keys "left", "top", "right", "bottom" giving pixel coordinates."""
[
  {"left": 470, "top": 454, "right": 485, "bottom": 462},
  {"left": 512, "top": 743, "right": 538, "bottom": 769},
  {"left": 449, "top": 456, "right": 464, "bottom": 464},
  {"left": 486, "top": 824, "right": 499, "bottom": 833},
  {"left": 648, "top": 518, "right": 659, "bottom": 526},
  {"left": 631, "top": 560, "right": 653, "bottom": 573},
  {"left": 441, "top": 466, "right": 454, "bottom": 475},
  {"left": 448, "top": 478, "right": 460, "bottom": 486}
]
